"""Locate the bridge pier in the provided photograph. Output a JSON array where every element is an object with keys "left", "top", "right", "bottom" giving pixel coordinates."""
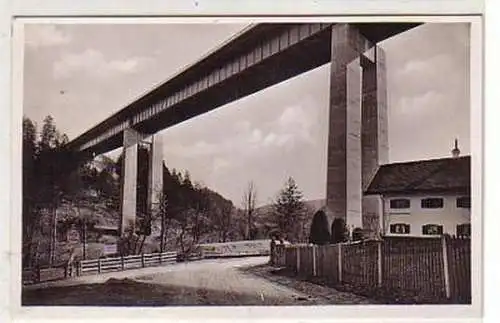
[
  {"left": 326, "top": 24, "right": 388, "bottom": 230},
  {"left": 147, "top": 134, "right": 164, "bottom": 213},
  {"left": 119, "top": 128, "right": 163, "bottom": 238}
]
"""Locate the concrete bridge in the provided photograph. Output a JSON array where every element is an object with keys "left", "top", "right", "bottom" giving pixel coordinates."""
[{"left": 66, "top": 22, "right": 420, "bottom": 237}]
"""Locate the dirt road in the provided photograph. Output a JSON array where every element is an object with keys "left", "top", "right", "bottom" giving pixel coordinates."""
[{"left": 23, "top": 257, "right": 371, "bottom": 306}]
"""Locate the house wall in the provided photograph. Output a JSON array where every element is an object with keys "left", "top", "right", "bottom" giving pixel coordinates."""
[{"left": 382, "top": 193, "right": 470, "bottom": 237}]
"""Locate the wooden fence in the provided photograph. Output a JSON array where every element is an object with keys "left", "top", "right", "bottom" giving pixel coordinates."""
[
  {"left": 71, "top": 251, "right": 178, "bottom": 276},
  {"left": 22, "top": 263, "right": 69, "bottom": 285},
  {"left": 203, "top": 250, "right": 270, "bottom": 258},
  {"left": 23, "top": 243, "right": 271, "bottom": 284},
  {"left": 273, "top": 236, "right": 471, "bottom": 303}
]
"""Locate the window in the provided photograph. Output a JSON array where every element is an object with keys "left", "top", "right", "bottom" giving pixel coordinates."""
[
  {"left": 390, "top": 199, "right": 410, "bottom": 209},
  {"left": 457, "top": 196, "right": 471, "bottom": 208},
  {"left": 422, "top": 224, "right": 444, "bottom": 235},
  {"left": 421, "top": 198, "right": 444, "bottom": 209},
  {"left": 456, "top": 223, "right": 471, "bottom": 237},
  {"left": 389, "top": 223, "right": 410, "bottom": 234}
]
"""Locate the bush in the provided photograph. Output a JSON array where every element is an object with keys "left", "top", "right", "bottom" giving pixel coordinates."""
[
  {"left": 308, "top": 210, "right": 331, "bottom": 245},
  {"left": 330, "top": 218, "right": 348, "bottom": 244},
  {"left": 352, "top": 227, "right": 364, "bottom": 241}
]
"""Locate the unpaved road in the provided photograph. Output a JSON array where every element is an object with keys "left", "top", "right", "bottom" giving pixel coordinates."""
[{"left": 23, "top": 257, "right": 371, "bottom": 306}]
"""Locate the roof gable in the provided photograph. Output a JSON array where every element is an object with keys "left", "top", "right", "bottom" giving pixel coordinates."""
[{"left": 365, "top": 156, "right": 470, "bottom": 195}]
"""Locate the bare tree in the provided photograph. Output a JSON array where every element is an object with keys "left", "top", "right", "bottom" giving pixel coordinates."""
[
  {"left": 156, "top": 193, "right": 170, "bottom": 253},
  {"left": 213, "top": 201, "right": 234, "bottom": 242},
  {"left": 242, "top": 181, "right": 257, "bottom": 240}
]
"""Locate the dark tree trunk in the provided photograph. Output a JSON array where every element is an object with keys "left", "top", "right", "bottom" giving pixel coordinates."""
[
  {"left": 138, "top": 234, "right": 147, "bottom": 254},
  {"left": 160, "top": 217, "right": 165, "bottom": 253}
]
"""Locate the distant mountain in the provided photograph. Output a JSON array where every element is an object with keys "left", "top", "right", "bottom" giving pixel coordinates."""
[
  {"left": 304, "top": 198, "right": 327, "bottom": 212},
  {"left": 250, "top": 198, "right": 326, "bottom": 232}
]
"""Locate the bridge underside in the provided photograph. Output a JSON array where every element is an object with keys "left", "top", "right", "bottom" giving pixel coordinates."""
[
  {"left": 69, "top": 23, "right": 418, "bottom": 157},
  {"left": 66, "top": 22, "right": 420, "bottom": 241}
]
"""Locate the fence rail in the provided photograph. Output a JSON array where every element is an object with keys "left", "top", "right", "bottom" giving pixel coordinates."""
[
  {"left": 203, "top": 250, "right": 270, "bottom": 258},
  {"left": 74, "top": 251, "right": 178, "bottom": 276},
  {"left": 272, "top": 236, "right": 471, "bottom": 303}
]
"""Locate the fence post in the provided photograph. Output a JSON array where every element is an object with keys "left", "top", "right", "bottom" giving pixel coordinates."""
[
  {"left": 338, "top": 244, "right": 342, "bottom": 283},
  {"left": 97, "top": 258, "right": 101, "bottom": 274},
  {"left": 296, "top": 246, "right": 301, "bottom": 274},
  {"left": 312, "top": 245, "right": 317, "bottom": 276},
  {"left": 159, "top": 253, "right": 162, "bottom": 265},
  {"left": 36, "top": 265, "right": 41, "bottom": 283},
  {"left": 141, "top": 253, "right": 145, "bottom": 268},
  {"left": 377, "top": 240, "right": 383, "bottom": 287},
  {"left": 281, "top": 246, "right": 285, "bottom": 267},
  {"left": 441, "top": 235, "right": 451, "bottom": 299}
]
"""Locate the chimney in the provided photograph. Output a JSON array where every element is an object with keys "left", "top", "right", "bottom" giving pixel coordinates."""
[{"left": 451, "top": 138, "right": 460, "bottom": 158}]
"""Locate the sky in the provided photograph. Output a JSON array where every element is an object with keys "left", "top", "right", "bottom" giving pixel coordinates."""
[{"left": 23, "top": 22, "right": 471, "bottom": 207}]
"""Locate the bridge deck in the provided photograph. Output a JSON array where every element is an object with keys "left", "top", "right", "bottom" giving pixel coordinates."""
[{"left": 67, "top": 23, "right": 419, "bottom": 156}]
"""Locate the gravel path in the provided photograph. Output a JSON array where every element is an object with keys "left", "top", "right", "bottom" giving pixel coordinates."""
[
  {"left": 134, "top": 257, "right": 315, "bottom": 304},
  {"left": 23, "top": 256, "right": 372, "bottom": 305}
]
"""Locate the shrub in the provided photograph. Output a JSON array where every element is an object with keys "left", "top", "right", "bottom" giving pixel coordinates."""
[
  {"left": 330, "top": 218, "right": 348, "bottom": 244},
  {"left": 308, "top": 210, "right": 331, "bottom": 245},
  {"left": 352, "top": 227, "right": 364, "bottom": 241}
]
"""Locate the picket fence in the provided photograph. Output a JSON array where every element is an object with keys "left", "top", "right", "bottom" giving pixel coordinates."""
[{"left": 272, "top": 236, "right": 471, "bottom": 303}]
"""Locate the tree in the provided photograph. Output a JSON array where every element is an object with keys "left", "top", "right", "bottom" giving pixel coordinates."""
[
  {"left": 190, "top": 185, "right": 211, "bottom": 244},
  {"left": 308, "top": 210, "right": 331, "bottom": 245},
  {"left": 242, "top": 181, "right": 257, "bottom": 240},
  {"left": 21, "top": 114, "right": 83, "bottom": 266},
  {"left": 272, "top": 177, "right": 306, "bottom": 242},
  {"left": 156, "top": 192, "right": 172, "bottom": 253},
  {"left": 63, "top": 163, "right": 100, "bottom": 260},
  {"left": 36, "top": 115, "right": 75, "bottom": 265},
  {"left": 331, "top": 217, "right": 348, "bottom": 244},
  {"left": 182, "top": 170, "right": 192, "bottom": 187},
  {"left": 210, "top": 193, "right": 234, "bottom": 242},
  {"left": 39, "top": 115, "right": 57, "bottom": 151},
  {"left": 22, "top": 117, "right": 38, "bottom": 267}
]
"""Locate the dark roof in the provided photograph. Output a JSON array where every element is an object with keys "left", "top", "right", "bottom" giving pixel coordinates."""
[{"left": 365, "top": 156, "right": 470, "bottom": 195}]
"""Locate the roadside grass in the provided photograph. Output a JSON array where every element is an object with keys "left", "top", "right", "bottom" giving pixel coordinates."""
[
  {"left": 242, "top": 264, "right": 462, "bottom": 305},
  {"left": 240, "top": 264, "right": 376, "bottom": 305}
]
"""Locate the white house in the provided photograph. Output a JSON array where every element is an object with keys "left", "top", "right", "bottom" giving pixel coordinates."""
[{"left": 364, "top": 144, "right": 470, "bottom": 238}]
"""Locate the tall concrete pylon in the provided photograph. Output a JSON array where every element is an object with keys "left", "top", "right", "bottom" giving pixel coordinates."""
[
  {"left": 119, "top": 128, "right": 164, "bottom": 237},
  {"left": 326, "top": 24, "right": 388, "bottom": 229}
]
